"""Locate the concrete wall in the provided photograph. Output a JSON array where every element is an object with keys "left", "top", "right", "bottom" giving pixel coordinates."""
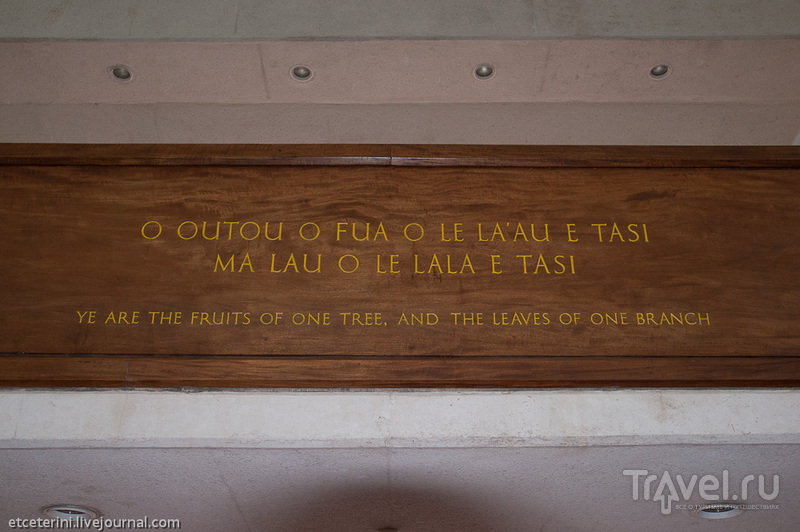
[
  {"left": 1, "top": 4, "right": 799, "bottom": 529},
  {"left": 2, "top": 40, "right": 799, "bottom": 144},
  {"left": 3, "top": 0, "right": 799, "bottom": 39}
]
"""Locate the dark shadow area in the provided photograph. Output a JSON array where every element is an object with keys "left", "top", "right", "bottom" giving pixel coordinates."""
[{"left": 257, "top": 483, "right": 501, "bottom": 532}]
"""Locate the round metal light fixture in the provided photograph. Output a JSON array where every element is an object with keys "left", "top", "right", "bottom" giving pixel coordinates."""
[
  {"left": 42, "top": 504, "right": 101, "bottom": 521},
  {"left": 474, "top": 64, "right": 495, "bottom": 80},
  {"left": 649, "top": 63, "right": 671, "bottom": 80},
  {"left": 291, "top": 65, "right": 313, "bottom": 81},
  {"left": 693, "top": 502, "right": 743, "bottom": 520},
  {"left": 108, "top": 64, "right": 133, "bottom": 83}
]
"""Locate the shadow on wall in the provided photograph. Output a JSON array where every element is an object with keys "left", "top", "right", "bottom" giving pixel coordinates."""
[{"left": 258, "top": 483, "right": 502, "bottom": 532}]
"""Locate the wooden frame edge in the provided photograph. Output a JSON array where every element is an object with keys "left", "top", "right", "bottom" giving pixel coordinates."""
[
  {"left": 1, "top": 356, "right": 799, "bottom": 388},
  {"left": 2, "top": 144, "right": 800, "bottom": 168}
]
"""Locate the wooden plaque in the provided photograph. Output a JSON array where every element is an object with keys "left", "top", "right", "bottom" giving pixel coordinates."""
[{"left": 1, "top": 145, "right": 799, "bottom": 387}]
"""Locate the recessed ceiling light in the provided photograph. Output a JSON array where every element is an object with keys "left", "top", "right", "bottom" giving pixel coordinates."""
[
  {"left": 42, "top": 504, "right": 101, "bottom": 521},
  {"left": 108, "top": 64, "right": 133, "bottom": 83},
  {"left": 291, "top": 65, "right": 313, "bottom": 81},
  {"left": 693, "top": 502, "right": 743, "bottom": 520},
  {"left": 649, "top": 63, "right": 671, "bottom": 80},
  {"left": 474, "top": 64, "right": 495, "bottom": 80}
]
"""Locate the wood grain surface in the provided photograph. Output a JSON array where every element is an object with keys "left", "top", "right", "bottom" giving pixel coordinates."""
[{"left": 1, "top": 144, "right": 798, "bottom": 387}]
